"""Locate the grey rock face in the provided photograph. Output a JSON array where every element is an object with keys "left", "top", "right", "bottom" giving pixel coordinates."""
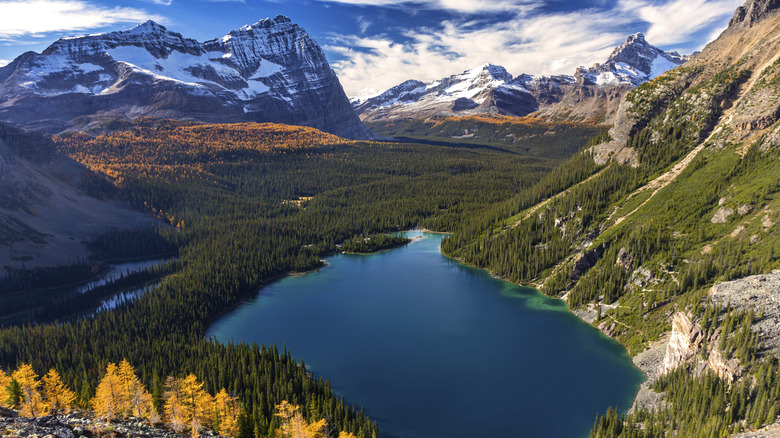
[
  {"left": 0, "top": 16, "right": 374, "bottom": 139},
  {"left": 730, "top": 0, "right": 780, "bottom": 27}
]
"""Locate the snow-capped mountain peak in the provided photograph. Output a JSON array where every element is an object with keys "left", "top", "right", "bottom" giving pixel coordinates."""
[
  {"left": 353, "top": 33, "right": 688, "bottom": 123},
  {"left": 0, "top": 17, "right": 373, "bottom": 139},
  {"left": 577, "top": 33, "right": 688, "bottom": 87}
]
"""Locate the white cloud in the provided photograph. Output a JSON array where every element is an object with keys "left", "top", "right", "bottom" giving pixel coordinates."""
[
  {"left": 328, "top": 0, "right": 744, "bottom": 97},
  {"left": 619, "top": 0, "right": 743, "bottom": 46},
  {"left": 319, "top": 0, "right": 542, "bottom": 14},
  {"left": 0, "top": 59, "right": 9, "bottom": 67},
  {"left": 329, "top": 8, "right": 628, "bottom": 96},
  {"left": 145, "top": 0, "right": 173, "bottom": 5},
  {"left": 0, "top": 1, "right": 165, "bottom": 38}
]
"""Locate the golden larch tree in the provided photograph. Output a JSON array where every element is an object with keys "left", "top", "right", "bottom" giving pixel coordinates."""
[
  {"left": 0, "top": 369, "right": 10, "bottom": 408},
  {"left": 12, "top": 364, "right": 44, "bottom": 417},
  {"left": 116, "top": 359, "right": 157, "bottom": 421},
  {"left": 338, "top": 432, "right": 358, "bottom": 438},
  {"left": 213, "top": 388, "right": 241, "bottom": 437},
  {"left": 91, "top": 362, "right": 124, "bottom": 420},
  {"left": 41, "top": 369, "right": 76, "bottom": 414},
  {"left": 163, "top": 376, "right": 187, "bottom": 433},
  {"left": 275, "top": 401, "right": 328, "bottom": 438},
  {"left": 179, "top": 374, "right": 213, "bottom": 438}
]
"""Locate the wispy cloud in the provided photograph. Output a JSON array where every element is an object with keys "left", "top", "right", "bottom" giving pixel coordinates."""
[
  {"left": 328, "top": 8, "right": 627, "bottom": 96},
  {"left": 0, "top": 59, "right": 9, "bottom": 67},
  {"left": 145, "top": 0, "right": 173, "bottom": 5},
  {"left": 619, "top": 0, "right": 742, "bottom": 46},
  {"left": 328, "top": 0, "right": 743, "bottom": 97},
  {"left": 0, "top": 1, "right": 164, "bottom": 38},
  {"left": 319, "top": 0, "right": 542, "bottom": 14}
]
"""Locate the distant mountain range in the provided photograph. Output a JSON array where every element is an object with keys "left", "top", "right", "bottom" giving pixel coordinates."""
[
  {"left": 353, "top": 33, "right": 689, "bottom": 124},
  {"left": 0, "top": 16, "right": 374, "bottom": 139}
]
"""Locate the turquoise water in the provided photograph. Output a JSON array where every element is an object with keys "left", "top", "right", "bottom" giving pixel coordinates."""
[{"left": 207, "top": 231, "right": 644, "bottom": 438}]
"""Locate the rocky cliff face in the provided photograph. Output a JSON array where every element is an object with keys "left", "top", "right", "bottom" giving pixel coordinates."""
[
  {"left": 354, "top": 34, "right": 687, "bottom": 124},
  {"left": 0, "top": 16, "right": 374, "bottom": 139},
  {"left": 729, "top": 0, "right": 780, "bottom": 27},
  {"left": 660, "top": 312, "right": 704, "bottom": 375}
]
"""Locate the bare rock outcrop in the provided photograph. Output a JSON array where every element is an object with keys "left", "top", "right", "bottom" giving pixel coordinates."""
[
  {"left": 730, "top": 0, "right": 780, "bottom": 28},
  {"left": 660, "top": 312, "right": 704, "bottom": 375},
  {"left": 710, "top": 270, "right": 780, "bottom": 353},
  {"left": 712, "top": 207, "right": 735, "bottom": 223}
]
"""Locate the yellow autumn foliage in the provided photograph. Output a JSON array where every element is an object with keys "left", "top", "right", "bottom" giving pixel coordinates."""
[
  {"left": 12, "top": 364, "right": 45, "bottom": 417},
  {"left": 0, "top": 369, "right": 10, "bottom": 408},
  {"left": 41, "top": 369, "right": 76, "bottom": 415}
]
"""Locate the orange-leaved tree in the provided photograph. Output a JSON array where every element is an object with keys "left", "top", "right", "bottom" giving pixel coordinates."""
[
  {"left": 275, "top": 401, "right": 328, "bottom": 438},
  {"left": 41, "top": 369, "right": 76, "bottom": 415},
  {"left": 163, "top": 374, "right": 213, "bottom": 437},
  {"left": 12, "top": 364, "right": 45, "bottom": 417},
  {"left": 91, "top": 363, "right": 123, "bottom": 420},
  {"left": 213, "top": 388, "right": 241, "bottom": 437},
  {"left": 0, "top": 368, "right": 10, "bottom": 408},
  {"left": 92, "top": 360, "right": 157, "bottom": 421},
  {"left": 117, "top": 359, "right": 157, "bottom": 421}
]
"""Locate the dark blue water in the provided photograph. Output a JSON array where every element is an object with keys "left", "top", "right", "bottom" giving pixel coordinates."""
[{"left": 207, "top": 231, "right": 643, "bottom": 438}]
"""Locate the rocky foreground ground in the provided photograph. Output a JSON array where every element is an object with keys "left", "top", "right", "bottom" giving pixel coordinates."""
[{"left": 0, "top": 407, "right": 223, "bottom": 438}]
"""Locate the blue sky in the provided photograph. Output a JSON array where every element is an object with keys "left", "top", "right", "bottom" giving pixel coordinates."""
[{"left": 0, "top": 0, "right": 744, "bottom": 96}]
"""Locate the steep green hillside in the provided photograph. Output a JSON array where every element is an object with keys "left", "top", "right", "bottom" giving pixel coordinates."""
[{"left": 443, "top": 2, "right": 780, "bottom": 436}]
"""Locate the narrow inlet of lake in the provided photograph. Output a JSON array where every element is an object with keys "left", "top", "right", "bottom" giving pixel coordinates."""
[{"left": 206, "top": 231, "right": 644, "bottom": 438}]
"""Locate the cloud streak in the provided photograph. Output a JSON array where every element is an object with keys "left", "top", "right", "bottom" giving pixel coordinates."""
[
  {"left": 0, "top": 1, "right": 164, "bottom": 38},
  {"left": 327, "top": 0, "right": 743, "bottom": 97},
  {"left": 319, "top": 0, "right": 542, "bottom": 13},
  {"left": 620, "top": 0, "right": 742, "bottom": 46}
]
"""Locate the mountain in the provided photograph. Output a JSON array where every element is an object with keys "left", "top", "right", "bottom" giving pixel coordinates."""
[
  {"left": 354, "top": 33, "right": 687, "bottom": 124},
  {"left": 0, "top": 122, "right": 156, "bottom": 270},
  {"left": 0, "top": 16, "right": 374, "bottom": 139},
  {"left": 443, "top": 0, "right": 780, "bottom": 434}
]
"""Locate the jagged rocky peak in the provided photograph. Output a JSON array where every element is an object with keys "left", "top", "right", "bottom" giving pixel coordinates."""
[
  {"left": 730, "top": 0, "right": 780, "bottom": 27},
  {"left": 577, "top": 33, "right": 687, "bottom": 87},
  {"left": 0, "top": 16, "right": 374, "bottom": 139}
]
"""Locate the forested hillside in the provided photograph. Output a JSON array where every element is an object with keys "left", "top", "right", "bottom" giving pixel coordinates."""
[
  {"left": 0, "top": 118, "right": 596, "bottom": 437},
  {"left": 443, "top": 4, "right": 780, "bottom": 437}
]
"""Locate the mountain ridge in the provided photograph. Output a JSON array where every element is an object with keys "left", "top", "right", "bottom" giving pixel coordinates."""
[
  {"left": 0, "top": 16, "right": 375, "bottom": 139},
  {"left": 354, "top": 33, "right": 688, "bottom": 124}
]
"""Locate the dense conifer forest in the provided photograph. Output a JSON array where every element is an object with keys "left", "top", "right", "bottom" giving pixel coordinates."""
[{"left": 0, "top": 119, "right": 597, "bottom": 437}]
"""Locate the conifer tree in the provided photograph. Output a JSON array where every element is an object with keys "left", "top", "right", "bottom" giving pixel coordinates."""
[
  {"left": 12, "top": 364, "right": 44, "bottom": 417},
  {"left": 275, "top": 401, "right": 328, "bottom": 438},
  {"left": 163, "top": 376, "right": 186, "bottom": 433},
  {"left": 117, "top": 359, "right": 157, "bottom": 421},
  {"left": 180, "top": 374, "right": 213, "bottom": 437},
  {"left": 41, "top": 369, "right": 76, "bottom": 414},
  {"left": 92, "top": 363, "right": 123, "bottom": 420},
  {"left": 0, "top": 369, "right": 10, "bottom": 408},
  {"left": 213, "top": 388, "right": 240, "bottom": 437}
]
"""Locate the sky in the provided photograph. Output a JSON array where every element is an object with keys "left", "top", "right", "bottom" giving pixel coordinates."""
[{"left": 0, "top": 0, "right": 745, "bottom": 97}]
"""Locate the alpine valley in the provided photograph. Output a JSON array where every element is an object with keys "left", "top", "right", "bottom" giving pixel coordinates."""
[{"left": 1, "top": 1, "right": 780, "bottom": 438}]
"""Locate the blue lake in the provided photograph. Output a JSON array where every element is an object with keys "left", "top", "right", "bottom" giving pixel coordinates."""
[{"left": 207, "top": 231, "right": 644, "bottom": 438}]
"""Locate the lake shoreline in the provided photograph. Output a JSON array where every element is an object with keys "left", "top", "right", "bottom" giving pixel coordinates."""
[{"left": 207, "top": 229, "right": 644, "bottom": 438}]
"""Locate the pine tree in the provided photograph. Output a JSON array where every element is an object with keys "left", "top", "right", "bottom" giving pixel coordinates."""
[
  {"left": 12, "top": 364, "right": 44, "bottom": 417},
  {"left": 41, "top": 369, "right": 76, "bottom": 415}
]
